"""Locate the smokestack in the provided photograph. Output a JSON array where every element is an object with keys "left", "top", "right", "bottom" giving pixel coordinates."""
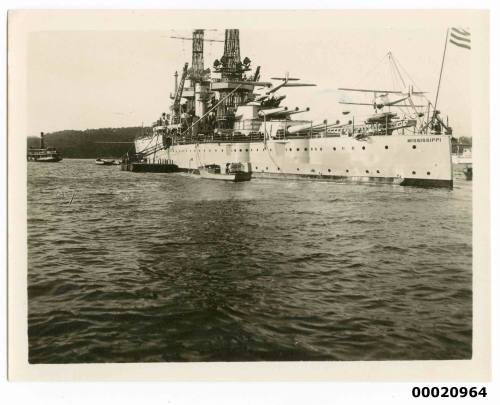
[
  {"left": 174, "top": 71, "right": 178, "bottom": 93},
  {"left": 40, "top": 132, "right": 45, "bottom": 149}
]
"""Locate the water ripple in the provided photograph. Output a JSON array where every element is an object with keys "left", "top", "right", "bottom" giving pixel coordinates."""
[{"left": 28, "top": 159, "right": 472, "bottom": 363}]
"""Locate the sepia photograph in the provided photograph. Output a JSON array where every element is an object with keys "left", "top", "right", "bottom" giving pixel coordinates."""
[{"left": 7, "top": 8, "right": 490, "bottom": 382}]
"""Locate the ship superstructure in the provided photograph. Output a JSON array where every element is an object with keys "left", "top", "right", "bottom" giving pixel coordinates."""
[{"left": 134, "top": 29, "right": 453, "bottom": 188}]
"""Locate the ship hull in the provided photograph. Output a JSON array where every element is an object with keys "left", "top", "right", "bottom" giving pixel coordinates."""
[
  {"left": 27, "top": 156, "right": 62, "bottom": 162},
  {"left": 135, "top": 134, "right": 453, "bottom": 188},
  {"left": 199, "top": 170, "right": 251, "bottom": 182}
]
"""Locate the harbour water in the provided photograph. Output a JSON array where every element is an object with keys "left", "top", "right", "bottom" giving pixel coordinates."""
[{"left": 28, "top": 159, "right": 472, "bottom": 363}]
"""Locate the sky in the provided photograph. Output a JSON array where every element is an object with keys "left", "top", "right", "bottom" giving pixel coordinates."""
[{"left": 27, "top": 26, "right": 471, "bottom": 137}]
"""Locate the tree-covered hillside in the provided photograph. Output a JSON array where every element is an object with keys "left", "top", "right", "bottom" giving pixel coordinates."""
[{"left": 27, "top": 127, "right": 147, "bottom": 158}]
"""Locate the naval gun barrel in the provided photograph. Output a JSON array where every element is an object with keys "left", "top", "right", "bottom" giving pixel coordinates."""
[
  {"left": 287, "top": 119, "right": 327, "bottom": 134},
  {"left": 258, "top": 107, "right": 289, "bottom": 117},
  {"left": 262, "top": 107, "right": 310, "bottom": 118},
  {"left": 286, "top": 107, "right": 310, "bottom": 116}
]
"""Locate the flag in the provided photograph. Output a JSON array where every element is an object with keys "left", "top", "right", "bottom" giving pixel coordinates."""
[{"left": 449, "top": 27, "right": 471, "bottom": 50}]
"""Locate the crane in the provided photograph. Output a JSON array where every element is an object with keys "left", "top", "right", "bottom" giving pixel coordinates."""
[
  {"left": 170, "top": 63, "right": 188, "bottom": 125},
  {"left": 170, "top": 35, "right": 224, "bottom": 43}
]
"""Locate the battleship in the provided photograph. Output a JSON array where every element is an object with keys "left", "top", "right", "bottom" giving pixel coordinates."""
[{"left": 133, "top": 29, "right": 454, "bottom": 188}]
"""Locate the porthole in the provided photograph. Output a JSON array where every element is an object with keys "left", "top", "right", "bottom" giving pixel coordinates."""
[
  {"left": 352, "top": 146, "right": 355, "bottom": 150},
  {"left": 385, "top": 145, "right": 389, "bottom": 150},
  {"left": 277, "top": 167, "right": 280, "bottom": 171},
  {"left": 365, "top": 170, "right": 369, "bottom": 174},
  {"left": 311, "top": 169, "right": 315, "bottom": 173},
  {"left": 412, "top": 171, "right": 416, "bottom": 175},
  {"left": 270, "top": 149, "right": 272, "bottom": 151},
  {"left": 289, "top": 148, "right": 292, "bottom": 152},
  {"left": 256, "top": 149, "right": 259, "bottom": 152},
  {"left": 245, "top": 149, "right": 248, "bottom": 152},
  {"left": 333, "top": 147, "right": 336, "bottom": 151},
  {"left": 320, "top": 148, "right": 323, "bottom": 151},
  {"left": 233, "top": 149, "right": 236, "bottom": 152},
  {"left": 376, "top": 170, "right": 380, "bottom": 174},
  {"left": 412, "top": 145, "right": 416, "bottom": 149},
  {"left": 297, "top": 168, "right": 300, "bottom": 171},
  {"left": 342, "top": 147, "right": 345, "bottom": 150},
  {"left": 346, "top": 169, "right": 349, "bottom": 173},
  {"left": 255, "top": 166, "right": 258, "bottom": 170},
  {"left": 296, "top": 148, "right": 300, "bottom": 151},
  {"left": 328, "top": 169, "right": 331, "bottom": 173},
  {"left": 362, "top": 146, "right": 365, "bottom": 150},
  {"left": 266, "top": 167, "right": 268, "bottom": 170},
  {"left": 427, "top": 171, "right": 431, "bottom": 175},
  {"left": 304, "top": 147, "right": 308, "bottom": 151}
]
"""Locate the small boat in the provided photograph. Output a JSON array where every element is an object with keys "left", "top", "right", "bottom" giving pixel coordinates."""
[
  {"left": 463, "top": 165, "right": 472, "bottom": 181},
  {"left": 95, "top": 158, "right": 117, "bottom": 166},
  {"left": 199, "top": 163, "right": 251, "bottom": 182}
]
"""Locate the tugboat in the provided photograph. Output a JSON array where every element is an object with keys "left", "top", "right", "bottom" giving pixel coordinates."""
[
  {"left": 27, "top": 132, "right": 62, "bottom": 162},
  {"left": 199, "top": 162, "right": 251, "bottom": 182}
]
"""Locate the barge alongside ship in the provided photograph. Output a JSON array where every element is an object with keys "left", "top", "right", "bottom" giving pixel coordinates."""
[{"left": 134, "top": 29, "right": 454, "bottom": 188}]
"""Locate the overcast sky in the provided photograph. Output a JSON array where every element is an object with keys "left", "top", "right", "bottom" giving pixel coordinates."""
[{"left": 27, "top": 26, "right": 471, "bottom": 137}]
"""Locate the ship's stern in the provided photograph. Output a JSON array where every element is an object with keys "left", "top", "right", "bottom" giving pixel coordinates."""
[{"left": 398, "top": 134, "right": 453, "bottom": 189}]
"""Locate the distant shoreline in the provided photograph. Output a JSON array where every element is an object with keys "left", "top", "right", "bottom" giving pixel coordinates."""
[{"left": 27, "top": 126, "right": 145, "bottom": 159}]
